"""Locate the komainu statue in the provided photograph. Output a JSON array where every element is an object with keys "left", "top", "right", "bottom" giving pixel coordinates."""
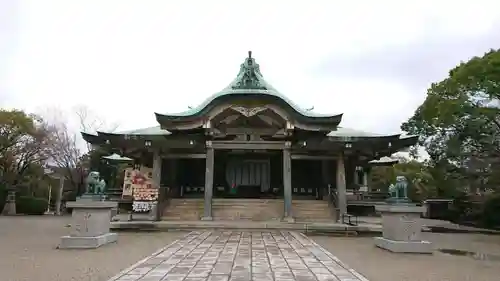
[
  {"left": 85, "top": 171, "right": 107, "bottom": 195},
  {"left": 387, "top": 176, "right": 410, "bottom": 204}
]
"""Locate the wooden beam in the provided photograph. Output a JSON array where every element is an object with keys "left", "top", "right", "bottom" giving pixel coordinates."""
[
  {"left": 162, "top": 153, "right": 206, "bottom": 159},
  {"left": 211, "top": 140, "right": 286, "bottom": 150},
  {"left": 291, "top": 154, "right": 338, "bottom": 160}
]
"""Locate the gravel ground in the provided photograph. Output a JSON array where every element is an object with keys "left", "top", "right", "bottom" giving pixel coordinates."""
[
  {"left": 311, "top": 232, "right": 500, "bottom": 281},
  {"left": 0, "top": 216, "right": 184, "bottom": 281}
]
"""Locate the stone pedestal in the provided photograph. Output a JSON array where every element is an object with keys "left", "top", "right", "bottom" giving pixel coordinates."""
[
  {"left": 59, "top": 200, "right": 118, "bottom": 249},
  {"left": 374, "top": 204, "right": 433, "bottom": 254},
  {"left": 1, "top": 190, "right": 16, "bottom": 215},
  {"left": 282, "top": 216, "right": 295, "bottom": 223}
]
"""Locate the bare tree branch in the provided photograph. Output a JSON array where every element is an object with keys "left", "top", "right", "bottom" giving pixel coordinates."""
[{"left": 73, "top": 105, "right": 119, "bottom": 152}]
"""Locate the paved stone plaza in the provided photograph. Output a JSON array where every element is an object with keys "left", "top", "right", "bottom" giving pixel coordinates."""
[
  {"left": 109, "top": 231, "right": 368, "bottom": 281},
  {"left": 3, "top": 217, "right": 500, "bottom": 281}
]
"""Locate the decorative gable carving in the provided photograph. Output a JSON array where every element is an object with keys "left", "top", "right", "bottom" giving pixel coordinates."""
[
  {"left": 209, "top": 103, "right": 289, "bottom": 140},
  {"left": 231, "top": 106, "right": 267, "bottom": 117}
]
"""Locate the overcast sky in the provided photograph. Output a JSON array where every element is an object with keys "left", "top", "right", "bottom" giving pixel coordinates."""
[{"left": 1, "top": 0, "right": 500, "bottom": 137}]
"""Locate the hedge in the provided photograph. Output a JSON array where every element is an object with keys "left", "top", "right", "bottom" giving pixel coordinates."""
[
  {"left": 481, "top": 194, "right": 500, "bottom": 228},
  {"left": 0, "top": 184, "right": 6, "bottom": 212},
  {"left": 16, "top": 196, "right": 48, "bottom": 215}
]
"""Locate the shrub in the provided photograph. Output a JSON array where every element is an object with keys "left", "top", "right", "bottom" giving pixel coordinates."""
[
  {"left": 445, "top": 192, "right": 473, "bottom": 223},
  {"left": 16, "top": 196, "right": 48, "bottom": 215},
  {"left": 481, "top": 194, "right": 500, "bottom": 228},
  {"left": 0, "top": 184, "right": 6, "bottom": 211}
]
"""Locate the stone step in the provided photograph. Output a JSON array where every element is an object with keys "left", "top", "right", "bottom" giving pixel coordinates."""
[
  {"left": 213, "top": 199, "right": 283, "bottom": 221},
  {"left": 162, "top": 198, "right": 336, "bottom": 222},
  {"left": 292, "top": 200, "right": 335, "bottom": 222},
  {"left": 162, "top": 199, "right": 204, "bottom": 220}
]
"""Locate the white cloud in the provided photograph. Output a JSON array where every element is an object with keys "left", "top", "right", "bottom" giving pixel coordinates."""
[{"left": 2, "top": 0, "right": 500, "bottom": 138}]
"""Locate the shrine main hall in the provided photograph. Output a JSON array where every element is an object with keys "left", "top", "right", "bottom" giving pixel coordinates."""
[{"left": 82, "top": 52, "right": 417, "bottom": 222}]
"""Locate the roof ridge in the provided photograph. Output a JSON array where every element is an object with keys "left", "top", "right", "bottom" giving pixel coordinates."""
[{"left": 159, "top": 52, "right": 341, "bottom": 118}]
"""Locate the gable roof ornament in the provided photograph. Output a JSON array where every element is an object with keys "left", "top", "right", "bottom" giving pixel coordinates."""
[{"left": 232, "top": 51, "right": 267, "bottom": 90}]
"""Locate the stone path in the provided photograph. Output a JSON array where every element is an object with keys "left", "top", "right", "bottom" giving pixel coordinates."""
[{"left": 109, "top": 231, "right": 368, "bottom": 281}]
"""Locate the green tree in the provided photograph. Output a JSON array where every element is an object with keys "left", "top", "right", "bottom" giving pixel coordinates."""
[
  {"left": 370, "top": 160, "right": 438, "bottom": 201},
  {"left": 402, "top": 49, "right": 500, "bottom": 193},
  {"left": 0, "top": 109, "right": 53, "bottom": 214}
]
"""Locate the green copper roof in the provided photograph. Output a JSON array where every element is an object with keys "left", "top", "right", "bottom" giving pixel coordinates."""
[
  {"left": 115, "top": 125, "right": 171, "bottom": 135},
  {"left": 327, "top": 127, "right": 384, "bottom": 138},
  {"left": 327, "top": 127, "right": 418, "bottom": 139},
  {"left": 161, "top": 51, "right": 337, "bottom": 118},
  {"left": 110, "top": 124, "right": 410, "bottom": 140},
  {"left": 369, "top": 156, "right": 399, "bottom": 165}
]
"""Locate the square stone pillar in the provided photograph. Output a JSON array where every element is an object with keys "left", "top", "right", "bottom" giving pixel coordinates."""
[
  {"left": 374, "top": 205, "right": 433, "bottom": 254},
  {"left": 202, "top": 141, "right": 214, "bottom": 220},
  {"left": 336, "top": 153, "right": 347, "bottom": 217},
  {"left": 152, "top": 150, "right": 162, "bottom": 221},
  {"left": 282, "top": 142, "right": 293, "bottom": 222},
  {"left": 59, "top": 200, "right": 118, "bottom": 249}
]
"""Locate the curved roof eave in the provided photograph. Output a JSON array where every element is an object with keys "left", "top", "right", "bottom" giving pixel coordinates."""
[
  {"left": 81, "top": 132, "right": 97, "bottom": 138},
  {"left": 115, "top": 125, "right": 172, "bottom": 136},
  {"left": 369, "top": 156, "right": 400, "bottom": 165},
  {"left": 327, "top": 127, "right": 401, "bottom": 140},
  {"left": 397, "top": 135, "right": 419, "bottom": 145},
  {"left": 96, "top": 131, "right": 122, "bottom": 138},
  {"left": 81, "top": 132, "right": 105, "bottom": 145},
  {"left": 96, "top": 126, "right": 172, "bottom": 136},
  {"left": 158, "top": 89, "right": 340, "bottom": 119}
]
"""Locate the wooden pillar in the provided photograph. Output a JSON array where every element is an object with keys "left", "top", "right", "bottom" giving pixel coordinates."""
[
  {"left": 152, "top": 150, "right": 162, "bottom": 221},
  {"left": 319, "top": 160, "right": 329, "bottom": 200},
  {"left": 353, "top": 166, "right": 359, "bottom": 186},
  {"left": 170, "top": 159, "right": 178, "bottom": 196},
  {"left": 202, "top": 141, "right": 214, "bottom": 220},
  {"left": 363, "top": 169, "right": 368, "bottom": 186},
  {"left": 336, "top": 152, "right": 347, "bottom": 217},
  {"left": 283, "top": 142, "right": 293, "bottom": 221},
  {"left": 364, "top": 166, "right": 372, "bottom": 191},
  {"left": 152, "top": 150, "right": 162, "bottom": 187},
  {"left": 321, "top": 160, "right": 329, "bottom": 185}
]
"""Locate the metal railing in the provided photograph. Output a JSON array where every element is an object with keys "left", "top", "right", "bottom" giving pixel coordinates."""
[{"left": 341, "top": 213, "right": 358, "bottom": 226}]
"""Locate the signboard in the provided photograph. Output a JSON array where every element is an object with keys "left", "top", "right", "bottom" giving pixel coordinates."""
[{"left": 123, "top": 167, "right": 159, "bottom": 213}]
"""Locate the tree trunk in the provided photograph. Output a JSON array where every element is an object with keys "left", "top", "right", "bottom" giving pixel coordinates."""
[{"left": 1, "top": 190, "right": 16, "bottom": 215}]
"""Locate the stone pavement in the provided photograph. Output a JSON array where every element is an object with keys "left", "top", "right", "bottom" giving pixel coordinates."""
[{"left": 109, "top": 231, "right": 368, "bottom": 281}]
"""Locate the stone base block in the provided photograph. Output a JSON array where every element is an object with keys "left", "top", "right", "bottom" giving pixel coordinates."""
[
  {"left": 374, "top": 237, "right": 433, "bottom": 254},
  {"left": 200, "top": 216, "right": 213, "bottom": 221},
  {"left": 282, "top": 216, "right": 295, "bottom": 223},
  {"left": 59, "top": 233, "right": 118, "bottom": 249}
]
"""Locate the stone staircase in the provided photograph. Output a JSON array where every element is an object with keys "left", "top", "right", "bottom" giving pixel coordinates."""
[
  {"left": 292, "top": 199, "right": 336, "bottom": 222},
  {"left": 161, "top": 198, "right": 335, "bottom": 222},
  {"left": 161, "top": 198, "right": 284, "bottom": 221},
  {"left": 161, "top": 198, "right": 204, "bottom": 221},
  {"left": 212, "top": 199, "right": 283, "bottom": 221}
]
